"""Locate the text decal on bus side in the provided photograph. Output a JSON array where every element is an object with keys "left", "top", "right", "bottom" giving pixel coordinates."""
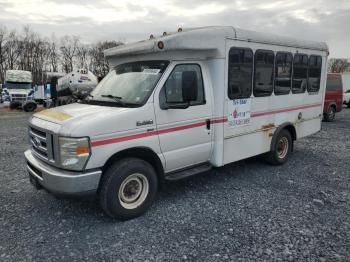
[{"left": 227, "top": 98, "right": 251, "bottom": 127}]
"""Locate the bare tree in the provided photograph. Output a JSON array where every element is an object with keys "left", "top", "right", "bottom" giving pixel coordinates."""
[
  {"left": 89, "top": 41, "right": 123, "bottom": 78},
  {"left": 46, "top": 34, "right": 59, "bottom": 72},
  {"left": 3, "top": 29, "right": 21, "bottom": 70},
  {"left": 0, "top": 23, "right": 124, "bottom": 84},
  {"left": 76, "top": 44, "right": 90, "bottom": 69},
  {"left": 328, "top": 58, "right": 350, "bottom": 73},
  {"left": 60, "top": 35, "right": 80, "bottom": 73},
  {"left": 0, "top": 26, "right": 7, "bottom": 83}
]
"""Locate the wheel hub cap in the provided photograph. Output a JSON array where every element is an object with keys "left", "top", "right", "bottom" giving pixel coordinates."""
[
  {"left": 118, "top": 173, "right": 149, "bottom": 210},
  {"left": 277, "top": 137, "right": 289, "bottom": 159}
]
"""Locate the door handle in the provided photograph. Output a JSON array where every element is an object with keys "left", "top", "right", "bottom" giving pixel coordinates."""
[{"left": 206, "top": 119, "right": 211, "bottom": 130}]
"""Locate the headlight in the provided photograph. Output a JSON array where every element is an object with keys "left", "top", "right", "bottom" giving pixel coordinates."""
[{"left": 59, "top": 137, "right": 91, "bottom": 171}]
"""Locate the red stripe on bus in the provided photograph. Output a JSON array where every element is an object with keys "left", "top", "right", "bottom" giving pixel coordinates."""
[
  {"left": 251, "top": 103, "right": 322, "bottom": 117},
  {"left": 210, "top": 118, "right": 228, "bottom": 124},
  {"left": 91, "top": 118, "right": 227, "bottom": 147},
  {"left": 91, "top": 102, "right": 319, "bottom": 147}
]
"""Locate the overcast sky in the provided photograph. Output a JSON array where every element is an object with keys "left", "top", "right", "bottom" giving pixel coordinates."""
[{"left": 0, "top": 0, "right": 349, "bottom": 57}]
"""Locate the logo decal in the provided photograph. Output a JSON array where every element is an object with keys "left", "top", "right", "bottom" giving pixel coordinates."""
[{"left": 33, "top": 137, "right": 41, "bottom": 148}]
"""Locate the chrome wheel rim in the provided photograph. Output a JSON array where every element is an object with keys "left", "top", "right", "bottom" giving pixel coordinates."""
[
  {"left": 277, "top": 137, "right": 289, "bottom": 159},
  {"left": 118, "top": 173, "right": 149, "bottom": 210}
]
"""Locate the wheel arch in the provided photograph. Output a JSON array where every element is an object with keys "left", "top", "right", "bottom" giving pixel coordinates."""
[
  {"left": 101, "top": 147, "right": 165, "bottom": 188},
  {"left": 270, "top": 122, "right": 296, "bottom": 152},
  {"left": 328, "top": 102, "right": 337, "bottom": 111}
]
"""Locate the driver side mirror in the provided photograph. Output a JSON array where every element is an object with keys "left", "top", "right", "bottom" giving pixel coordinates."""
[{"left": 182, "top": 71, "right": 198, "bottom": 102}]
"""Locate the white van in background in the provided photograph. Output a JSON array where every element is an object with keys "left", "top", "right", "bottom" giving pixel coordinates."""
[
  {"left": 342, "top": 73, "right": 350, "bottom": 107},
  {"left": 24, "top": 26, "right": 328, "bottom": 220}
]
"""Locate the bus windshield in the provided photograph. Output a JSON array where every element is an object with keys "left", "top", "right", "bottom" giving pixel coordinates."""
[
  {"left": 88, "top": 60, "right": 169, "bottom": 107},
  {"left": 6, "top": 82, "right": 32, "bottom": 90}
]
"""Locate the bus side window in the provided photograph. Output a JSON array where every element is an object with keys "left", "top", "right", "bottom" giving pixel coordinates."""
[
  {"left": 308, "top": 55, "right": 322, "bottom": 93},
  {"left": 292, "top": 54, "right": 308, "bottom": 93},
  {"left": 227, "top": 47, "right": 253, "bottom": 99},
  {"left": 253, "top": 50, "right": 274, "bottom": 97},
  {"left": 274, "top": 52, "right": 292, "bottom": 95}
]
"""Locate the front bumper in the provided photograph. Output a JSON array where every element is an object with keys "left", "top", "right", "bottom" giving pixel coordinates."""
[{"left": 24, "top": 149, "right": 102, "bottom": 196}]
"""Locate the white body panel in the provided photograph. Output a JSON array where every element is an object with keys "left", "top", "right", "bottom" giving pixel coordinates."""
[
  {"left": 222, "top": 40, "right": 326, "bottom": 165},
  {"left": 27, "top": 26, "right": 328, "bottom": 180},
  {"left": 153, "top": 61, "right": 214, "bottom": 172}
]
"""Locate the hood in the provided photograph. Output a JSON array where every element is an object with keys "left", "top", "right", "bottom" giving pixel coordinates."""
[{"left": 33, "top": 102, "right": 155, "bottom": 137}]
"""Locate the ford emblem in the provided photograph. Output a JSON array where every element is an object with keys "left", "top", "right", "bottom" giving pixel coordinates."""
[{"left": 33, "top": 137, "right": 41, "bottom": 148}]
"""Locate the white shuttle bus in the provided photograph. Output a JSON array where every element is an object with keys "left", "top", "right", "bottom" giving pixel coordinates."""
[{"left": 25, "top": 26, "right": 328, "bottom": 220}]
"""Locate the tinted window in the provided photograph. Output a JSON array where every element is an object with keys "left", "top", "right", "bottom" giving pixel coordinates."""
[
  {"left": 162, "top": 64, "right": 205, "bottom": 106},
  {"left": 228, "top": 48, "right": 253, "bottom": 99},
  {"left": 274, "top": 52, "right": 292, "bottom": 95},
  {"left": 308, "top": 55, "right": 322, "bottom": 93},
  {"left": 254, "top": 50, "right": 274, "bottom": 97},
  {"left": 326, "top": 77, "right": 342, "bottom": 91},
  {"left": 292, "top": 54, "right": 308, "bottom": 93}
]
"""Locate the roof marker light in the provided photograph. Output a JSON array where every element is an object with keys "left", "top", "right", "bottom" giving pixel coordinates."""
[{"left": 157, "top": 41, "right": 164, "bottom": 49}]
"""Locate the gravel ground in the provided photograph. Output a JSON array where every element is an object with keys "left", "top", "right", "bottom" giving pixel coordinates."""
[{"left": 0, "top": 107, "right": 349, "bottom": 261}]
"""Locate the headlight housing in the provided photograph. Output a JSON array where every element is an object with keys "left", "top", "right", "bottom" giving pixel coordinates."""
[{"left": 59, "top": 137, "right": 91, "bottom": 171}]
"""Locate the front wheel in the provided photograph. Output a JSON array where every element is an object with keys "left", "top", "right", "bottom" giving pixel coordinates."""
[
  {"left": 265, "top": 129, "right": 292, "bottom": 165},
  {"left": 99, "top": 158, "right": 158, "bottom": 220},
  {"left": 23, "top": 102, "right": 37, "bottom": 112}
]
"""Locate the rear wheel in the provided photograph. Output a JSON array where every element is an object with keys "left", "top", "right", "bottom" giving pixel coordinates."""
[
  {"left": 324, "top": 106, "right": 336, "bottom": 122},
  {"left": 99, "top": 158, "right": 158, "bottom": 220},
  {"left": 265, "top": 129, "right": 292, "bottom": 165}
]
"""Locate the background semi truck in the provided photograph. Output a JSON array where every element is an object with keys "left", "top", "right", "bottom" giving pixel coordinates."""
[
  {"left": 35, "top": 72, "right": 66, "bottom": 106},
  {"left": 53, "top": 69, "right": 98, "bottom": 106},
  {"left": 3, "top": 70, "right": 37, "bottom": 112}
]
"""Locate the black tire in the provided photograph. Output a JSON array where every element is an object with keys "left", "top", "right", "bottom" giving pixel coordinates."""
[
  {"left": 23, "top": 102, "right": 37, "bottom": 112},
  {"left": 324, "top": 106, "right": 336, "bottom": 122},
  {"left": 99, "top": 158, "right": 158, "bottom": 220},
  {"left": 265, "top": 129, "right": 292, "bottom": 165},
  {"left": 9, "top": 102, "right": 18, "bottom": 109}
]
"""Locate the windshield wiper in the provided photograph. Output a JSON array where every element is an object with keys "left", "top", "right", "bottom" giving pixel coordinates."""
[
  {"left": 101, "top": 94, "right": 122, "bottom": 100},
  {"left": 101, "top": 94, "right": 128, "bottom": 106}
]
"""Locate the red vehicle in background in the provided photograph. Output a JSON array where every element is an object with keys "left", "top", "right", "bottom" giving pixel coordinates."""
[{"left": 323, "top": 73, "right": 343, "bottom": 121}]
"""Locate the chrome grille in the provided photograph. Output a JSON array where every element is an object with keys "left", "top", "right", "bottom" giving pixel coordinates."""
[
  {"left": 11, "top": 94, "right": 27, "bottom": 102},
  {"left": 29, "top": 126, "right": 54, "bottom": 162}
]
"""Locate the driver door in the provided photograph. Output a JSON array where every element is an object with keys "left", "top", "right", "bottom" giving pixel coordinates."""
[{"left": 154, "top": 62, "right": 213, "bottom": 173}]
